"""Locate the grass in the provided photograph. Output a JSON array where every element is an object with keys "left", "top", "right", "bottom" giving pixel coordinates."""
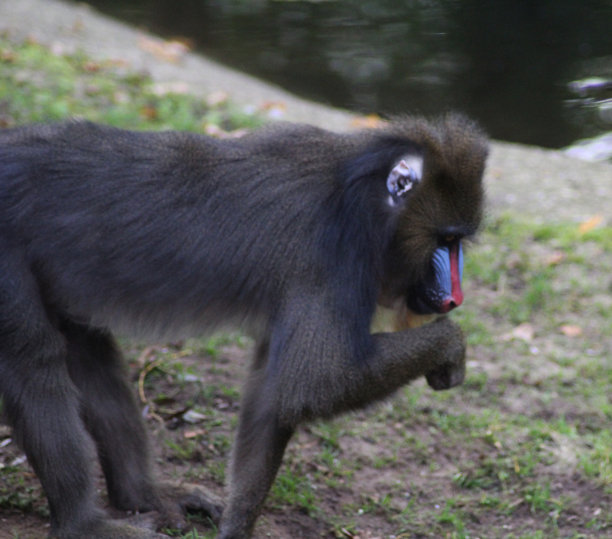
[
  {"left": 0, "top": 36, "right": 262, "bottom": 132},
  {"left": 0, "top": 469, "right": 47, "bottom": 517},
  {"left": 0, "top": 34, "right": 611, "bottom": 538}
]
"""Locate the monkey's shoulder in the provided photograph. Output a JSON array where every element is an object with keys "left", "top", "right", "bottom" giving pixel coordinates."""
[{"left": 241, "top": 122, "right": 340, "bottom": 148}]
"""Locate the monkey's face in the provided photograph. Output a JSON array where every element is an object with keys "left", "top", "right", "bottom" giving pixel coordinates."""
[{"left": 382, "top": 143, "right": 484, "bottom": 316}]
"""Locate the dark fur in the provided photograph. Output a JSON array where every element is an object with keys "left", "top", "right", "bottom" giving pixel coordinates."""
[{"left": 0, "top": 115, "right": 487, "bottom": 538}]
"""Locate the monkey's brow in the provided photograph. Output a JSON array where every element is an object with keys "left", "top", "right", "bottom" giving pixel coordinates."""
[{"left": 437, "top": 225, "right": 475, "bottom": 239}]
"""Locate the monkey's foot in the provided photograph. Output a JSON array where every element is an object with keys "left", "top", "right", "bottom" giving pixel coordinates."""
[{"left": 154, "top": 481, "right": 225, "bottom": 530}]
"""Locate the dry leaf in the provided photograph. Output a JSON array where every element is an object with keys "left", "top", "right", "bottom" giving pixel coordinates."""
[
  {"left": 578, "top": 215, "right": 603, "bottom": 235},
  {"left": 0, "top": 49, "right": 16, "bottom": 63},
  {"left": 502, "top": 322, "right": 534, "bottom": 342},
  {"left": 106, "top": 58, "right": 131, "bottom": 68},
  {"left": 139, "top": 105, "right": 158, "bottom": 120},
  {"left": 207, "top": 91, "right": 229, "bottom": 107},
  {"left": 351, "top": 114, "right": 385, "bottom": 129},
  {"left": 545, "top": 251, "right": 565, "bottom": 266},
  {"left": 150, "top": 81, "right": 191, "bottom": 96},
  {"left": 560, "top": 325, "right": 582, "bottom": 338},
  {"left": 138, "top": 36, "right": 190, "bottom": 63},
  {"left": 184, "top": 429, "right": 207, "bottom": 439},
  {"left": 82, "top": 61, "right": 102, "bottom": 73},
  {"left": 204, "top": 124, "right": 249, "bottom": 139}
]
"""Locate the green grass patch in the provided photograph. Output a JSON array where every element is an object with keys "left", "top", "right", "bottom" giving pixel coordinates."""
[
  {"left": 0, "top": 37, "right": 262, "bottom": 132},
  {"left": 268, "top": 465, "right": 318, "bottom": 515}
]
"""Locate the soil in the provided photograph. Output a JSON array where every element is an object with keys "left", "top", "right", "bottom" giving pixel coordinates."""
[{"left": 0, "top": 1, "right": 611, "bottom": 538}]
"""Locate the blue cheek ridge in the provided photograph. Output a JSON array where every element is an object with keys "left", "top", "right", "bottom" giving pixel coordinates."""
[{"left": 432, "top": 246, "right": 452, "bottom": 297}]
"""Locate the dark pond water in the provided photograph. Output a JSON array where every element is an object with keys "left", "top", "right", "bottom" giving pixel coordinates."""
[{"left": 74, "top": 0, "right": 612, "bottom": 148}]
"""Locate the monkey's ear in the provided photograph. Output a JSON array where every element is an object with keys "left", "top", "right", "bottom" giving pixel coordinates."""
[{"left": 386, "top": 155, "right": 423, "bottom": 206}]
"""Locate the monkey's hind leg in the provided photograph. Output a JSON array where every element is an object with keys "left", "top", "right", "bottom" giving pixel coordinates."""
[
  {"left": 62, "top": 319, "right": 224, "bottom": 530},
  {"left": 0, "top": 253, "right": 109, "bottom": 537}
]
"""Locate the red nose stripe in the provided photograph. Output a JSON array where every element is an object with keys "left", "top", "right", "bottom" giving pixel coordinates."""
[{"left": 448, "top": 243, "right": 463, "bottom": 310}]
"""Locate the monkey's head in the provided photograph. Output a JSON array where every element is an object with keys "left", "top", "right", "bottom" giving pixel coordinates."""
[{"left": 379, "top": 114, "right": 488, "bottom": 315}]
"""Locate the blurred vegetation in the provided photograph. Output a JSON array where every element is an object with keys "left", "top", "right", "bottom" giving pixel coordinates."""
[{"left": 0, "top": 36, "right": 262, "bottom": 132}]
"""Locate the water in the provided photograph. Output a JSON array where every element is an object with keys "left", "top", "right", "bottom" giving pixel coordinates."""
[{"left": 73, "top": 0, "right": 612, "bottom": 149}]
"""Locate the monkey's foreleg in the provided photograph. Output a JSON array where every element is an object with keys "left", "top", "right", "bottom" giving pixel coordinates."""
[
  {"left": 311, "top": 316, "right": 466, "bottom": 419},
  {"left": 218, "top": 317, "right": 465, "bottom": 537},
  {"left": 219, "top": 358, "right": 294, "bottom": 539}
]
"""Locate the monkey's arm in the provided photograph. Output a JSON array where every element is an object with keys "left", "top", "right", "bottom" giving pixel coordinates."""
[
  {"left": 219, "top": 315, "right": 465, "bottom": 537},
  {"left": 219, "top": 320, "right": 464, "bottom": 537},
  {"left": 272, "top": 314, "right": 466, "bottom": 426},
  {"left": 219, "top": 317, "right": 464, "bottom": 534}
]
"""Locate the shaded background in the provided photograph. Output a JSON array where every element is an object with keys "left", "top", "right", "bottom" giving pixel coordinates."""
[{"left": 72, "top": 0, "right": 612, "bottom": 148}]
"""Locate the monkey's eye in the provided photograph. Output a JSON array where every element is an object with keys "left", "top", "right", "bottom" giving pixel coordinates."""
[
  {"left": 438, "top": 233, "right": 463, "bottom": 247},
  {"left": 437, "top": 226, "right": 469, "bottom": 247}
]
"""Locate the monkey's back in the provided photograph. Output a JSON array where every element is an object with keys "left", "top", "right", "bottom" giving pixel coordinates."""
[{"left": 0, "top": 121, "right": 361, "bottom": 337}]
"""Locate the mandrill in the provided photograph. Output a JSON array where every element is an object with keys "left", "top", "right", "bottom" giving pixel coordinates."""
[{"left": 0, "top": 114, "right": 487, "bottom": 538}]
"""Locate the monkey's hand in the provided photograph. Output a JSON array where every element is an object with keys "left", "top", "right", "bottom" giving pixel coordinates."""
[{"left": 424, "top": 317, "right": 466, "bottom": 391}]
